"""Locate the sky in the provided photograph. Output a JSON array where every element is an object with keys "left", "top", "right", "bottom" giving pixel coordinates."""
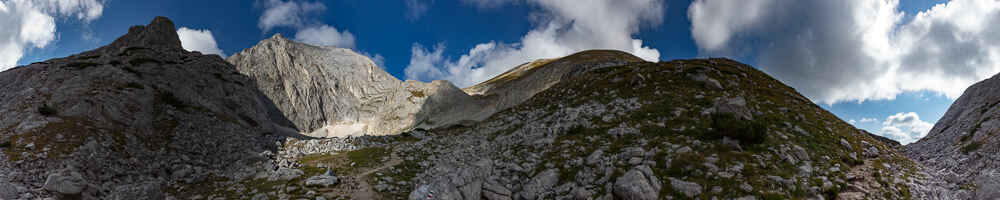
[{"left": 2, "top": 0, "right": 997, "bottom": 145}]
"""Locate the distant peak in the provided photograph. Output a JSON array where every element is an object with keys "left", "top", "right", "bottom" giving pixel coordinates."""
[
  {"left": 108, "top": 16, "right": 182, "bottom": 49},
  {"left": 271, "top": 33, "right": 286, "bottom": 40}
]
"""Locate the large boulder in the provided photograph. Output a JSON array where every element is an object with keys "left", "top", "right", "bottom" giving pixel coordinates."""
[
  {"left": 613, "top": 165, "right": 661, "bottom": 200},
  {"left": 43, "top": 168, "right": 87, "bottom": 196},
  {"left": 518, "top": 169, "right": 559, "bottom": 200}
]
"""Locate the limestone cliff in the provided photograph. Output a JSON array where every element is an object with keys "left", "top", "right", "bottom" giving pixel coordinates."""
[
  {"left": 906, "top": 72, "right": 1000, "bottom": 199},
  {"left": 226, "top": 36, "right": 488, "bottom": 137}
]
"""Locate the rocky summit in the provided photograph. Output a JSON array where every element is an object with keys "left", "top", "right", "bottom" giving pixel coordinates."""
[{"left": 0, "top": 16, "right": 985, "bottom": 200}]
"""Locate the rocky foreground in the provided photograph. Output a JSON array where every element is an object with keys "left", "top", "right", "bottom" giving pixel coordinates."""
[{"left": 0, "top": 16, "right": 977, "bottom": 200}]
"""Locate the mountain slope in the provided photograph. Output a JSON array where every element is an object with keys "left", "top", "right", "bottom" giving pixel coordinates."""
[
  {"left": 226, "top": 36, "right": 489, "bottom": 137},
  {"left": 906, "top": 72, "right": 1000, "bottom": 199},
  {"left": 462, "top": 50, "right": 645, "bottom": 119},
  {"left": 243, "top": 53, "right": 944, "bottom": 199},
  {"left": 0, "top": 17, "right": 292, "bottom": 199}
]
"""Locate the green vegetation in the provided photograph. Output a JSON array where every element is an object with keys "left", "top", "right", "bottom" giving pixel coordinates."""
[
  {"left": 962, "top": 141, "right": 983, "bottom": 154},
  {"left": 709, "top": 113, "right": 768, "bottom": 146}
]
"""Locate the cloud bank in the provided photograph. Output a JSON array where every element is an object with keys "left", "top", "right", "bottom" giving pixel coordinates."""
[
  {"left": 177, "top": 27, "right": 225, "bottom": 57},
  {"left": 404, "top": 0, "right": 664, "bottom": 87},
  {"left": 688, "top": 0, "right": 1000, "bottom": 105},
  {"left": 0, "top": 0, "right": 105, "bottom": 71},
  {"left": 257, "top": 0, "right": 355, "bottom": 49}
]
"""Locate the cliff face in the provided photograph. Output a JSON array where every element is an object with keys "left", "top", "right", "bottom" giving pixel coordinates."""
[
  {"left": 0, "top": 17, "right": 293, "bottom": 199},
  {"left": 226, "top": 37, "right": 489, "bottom": 137},
  {"left": 906, "top": 73, "right": 1000, "bottom": 199}
]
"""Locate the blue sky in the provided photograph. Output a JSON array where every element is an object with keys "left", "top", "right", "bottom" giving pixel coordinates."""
[{"left": 3, "top": 0, "right": 996, "bottom": 144}]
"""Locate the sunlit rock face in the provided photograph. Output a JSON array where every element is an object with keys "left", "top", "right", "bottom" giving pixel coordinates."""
[
  {"left": 906, "top": 72, "right": 1000, "bottom": 199},
  {"left": 227, "top": 35, "right": 502, "bottom": 137}
]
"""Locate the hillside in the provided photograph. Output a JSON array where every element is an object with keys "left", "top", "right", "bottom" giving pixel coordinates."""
[
  {"left": 180, "top": 52, "right": 951, "bottom": 199},
  {"left": 462, "top": 50, "right": 645, "bottom": 119},
  {"left": 906, "top": 72, "right": 1000, "bottom": 199},
  {"left": 0, "top": 17, "right": 296, "bottom": 199}
]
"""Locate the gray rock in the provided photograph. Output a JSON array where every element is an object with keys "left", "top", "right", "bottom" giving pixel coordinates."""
[
  {"left": 586, "top": 149, "right": 604, "bottom": 165},
  {"left": 519, "top": 169, "right": 559, "bottom": 200},
  {"left": 668, "top": 177, "right": 702, "bottom": 198},
  {"left": 43, "top": 168, "right": 87, "bottom": 196},
  {"left": 269, "top": 168, "right": 304, "bottom": 181},
  {"left": 482, "top": 181, "right": 512, "bottom": 200},
  {"left": 304, "top": 172, "right": 339, "bottom": 188},
  {"left": 613, "top": 165, "right": 661, "bottom": 200}
]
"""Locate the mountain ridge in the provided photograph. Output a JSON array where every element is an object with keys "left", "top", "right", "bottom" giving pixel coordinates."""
[{"left": 0, "top": 16, "right": 968, "bottom": 200}]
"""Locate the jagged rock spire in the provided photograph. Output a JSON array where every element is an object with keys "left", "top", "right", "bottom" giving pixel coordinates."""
[{"left": 108, "top": 16, "right": 182, "bottom": 49}]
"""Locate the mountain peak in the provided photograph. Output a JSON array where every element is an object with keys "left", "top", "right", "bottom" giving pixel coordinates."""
[{"left": 108, "top": 16, "right": 182, "bottom": 50}]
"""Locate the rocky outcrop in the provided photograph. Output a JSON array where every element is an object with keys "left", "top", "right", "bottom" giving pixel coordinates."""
[
  {"left": 227, "top": 36, "right": 490, "bottom": 137},
  {"left": 0, "top": 17, "right": 292, "bottom": 199},
  {"left": 906, "top": 72, "right": 1000, "bottom": 199}
]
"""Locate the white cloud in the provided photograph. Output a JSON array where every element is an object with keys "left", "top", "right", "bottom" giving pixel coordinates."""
[
  {"left": 860, "top": 117, "right": 879, "bottom": 123},
  {"left": 404, "top": 0, "right": 431, "bottom": 21},
  {"left": 849, "top": 119, "right": 857, "bottom": 124},
  {"left": 257, "top": 0, "right": 325, "bottom": 32},
  {"left": 293, "top": 25, "right": 355, "bottom": 48},
  {"left": 404, "top": 0, "right": 664, "bottom": 87},
  {"left": 0, "top": 0, "right": 104, "bottom": 71},
  {"left": 879, "top": 112, "right": 933, "bottom": 144},
  {"left": 687, "top": 0, "right": 1000, "bottom": 105},
  {"left": 177, "top": 27, "right": 225, "bottom": 57},
  {"left": 257, "top": 0, "right": 358, "bottom": 50}
]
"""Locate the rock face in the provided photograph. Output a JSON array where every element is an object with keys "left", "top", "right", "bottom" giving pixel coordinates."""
[
  {"left": 227, "top": 36, "right": 489, "bottom": 137},
  {"left": 0, "top": 17, "right": 292, "bottom": 199},
  {"left": 906, "top": 72, "right": 1000, "bottom": 199}
]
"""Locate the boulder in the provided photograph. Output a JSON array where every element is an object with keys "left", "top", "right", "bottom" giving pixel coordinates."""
[
  {"left": 304, "top": 169, "right": 339, "bottom": 188},
  {"left": 668, "top": 177, "right": 702, "bottom": 198},
  {"left": 613, "top": 165, "right": 661, "bottom": 200},
  {"left": 43, "top": 168, "right": 87, "bottom": 196},
  {"left": 519, "top": 169, "right": 559, "bottom": 200}
]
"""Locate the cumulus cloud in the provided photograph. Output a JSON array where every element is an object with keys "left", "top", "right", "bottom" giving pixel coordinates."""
[
  {"left": 860, "top": 117, "right": 879, "bottom": 123},
  {"left": 0, "top": 0, "right": 104, "bottom": 71},
  {"left": 404, "top": 0, "right": 664, "bottom": 87},
  {"left": 879, "top": 112, "right": 933, "bottom": 144},
  {"left": 257, "top": 0, "right": 325, "bottom": 32},
  {"left": 688, "top": 0, "right": 1000, "bottom": 105},
  {"left": 257, "top": 0, "right": 357, "bottom": 50},
  {"left": 177, "top": 27, "right": 225, "bottom": 57},
  {"left": 293, "top": 25, "right": 355, "bottom": 48},
  {"left": 404, "top": 0, "right": 431, "bottom": 21}
]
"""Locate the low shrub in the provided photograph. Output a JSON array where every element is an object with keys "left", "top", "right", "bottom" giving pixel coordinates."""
[
  {"left": 710, "top": 113, "right": 767, "bottom": 145},
  {"left": 962, "top": 141, "right": 984, "bottom": 154}
]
